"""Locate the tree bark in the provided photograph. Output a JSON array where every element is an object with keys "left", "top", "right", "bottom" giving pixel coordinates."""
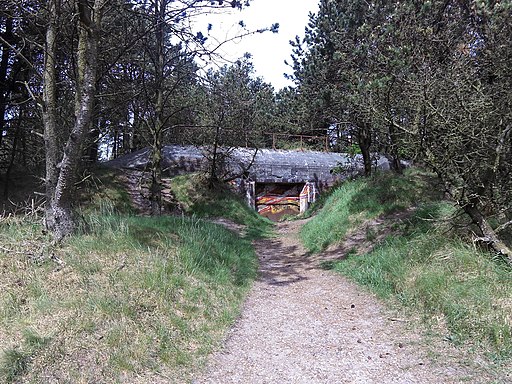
[
  {"left": 357, "top": 122, "right": 372, "bottom": 176},
  {"left": 464, "top": 204, "right": 512, "bottom": 266},
  {"left": 208, "top": 125, "right": 221, "bottom": 189},
  {"left": 149, "top": 0, "right": 166, "bottom": 216},
  {"left": 45, "top": 0, "right": 105, "bottom": 240},
  {"left": 43, "top": 0, "right": 60, "bottom": 232},
  {"left": 388, "top": 122, "right": 402, "bottom": 174}
]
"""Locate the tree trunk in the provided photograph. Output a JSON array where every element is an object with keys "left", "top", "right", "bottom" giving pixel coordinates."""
[
  {"left": 464, "top": 204, "right": 512, "bottom": 266},
  {"left": 357, "top": 122, "right": 372, "bottom": 176},
  {"left": 208, "top": 125, "right": 221, "bottom": 189},
  {"left": 129, "top": 103, "right": 140, "bottom": 152},
  {"left": 45, "top": 0, "right": 104, "bottom": 240},
  {"left": 388, "top": 123, "right": 402, "bottom": 174},
  {"left": 150, "top": 128, "right": 163, "bottom": 215},
  {"left": 384, "top": 76, "right": 402, "bottom": 174},
  {"left": 149, "top": 0, "right": 166, "bottom": 216},
  {"left": 43, "top": 0, "right": 60, "bottom": 232}
]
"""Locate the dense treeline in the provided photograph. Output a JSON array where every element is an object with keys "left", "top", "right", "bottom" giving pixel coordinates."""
[
  {"left": 0, "top": 0, "right": 282, "bottom": 237},
  {"left": 0, "top": 0, "right": 511, "bottom": 257},
  {"left": 289, "top": 0, "right": 512, "bottom": 261}
]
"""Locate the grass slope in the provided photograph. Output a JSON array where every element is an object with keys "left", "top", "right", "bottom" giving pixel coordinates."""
[
  {"left": 0, "top": 174, "right": 271, "bottom": 383},
  {"left": 301, "top": 169, "right": 439, "bottom": 252},
  {"left": 170, "top": 174, "right": 273, "bottom": 240},
  {"left": 301, "top": 169, "right": 512, "bottom": 361}
]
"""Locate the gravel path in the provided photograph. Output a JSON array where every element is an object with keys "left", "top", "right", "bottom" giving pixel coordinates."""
[{"left": 194, "top": 220, "right": 497, "bottom": 384}]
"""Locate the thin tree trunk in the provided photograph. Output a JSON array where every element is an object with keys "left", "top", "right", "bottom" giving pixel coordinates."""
[
  {"left": 357, "top": 122, "right": 372, "bottom": 176},
  {"left": 209, "top": 125, "right": 221, "bottom": 189},
  {"left": 43, "top": 0, "right": 60, "bottom": 232},
  {"left": 388, "top": 122, "right": 402, "bottom": 174},
  {"left": 149, "top": 0, "right": 166, "bottom": 215},
  {"left": 129, "top": 103, "right": 140, "bottom": 152},
  {"left": 384, "top": 76, "right": 402, "bottom": 174},
  {"left": 113, "top": 122, "right": 119, "bottom": 158},
  {"left": 46, "top": 0, "right": 104, "bottom": 240}
]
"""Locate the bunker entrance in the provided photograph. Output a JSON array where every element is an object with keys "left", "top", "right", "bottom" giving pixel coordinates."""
[{"left": 255, "top": 183, "right": 303, "bottom": 221}]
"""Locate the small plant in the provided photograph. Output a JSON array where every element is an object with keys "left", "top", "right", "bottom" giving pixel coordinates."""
[
  {"left": 365, "top": 226, "right": 377, "bottom": 241},
  {"left": 22, "top": 329, "right": 51, "bottom": 351},
  {"left": 0, "top": 330, "right": 51, "bottom": 384},
  {"left": 0, "top": 348, "right": 29, "bottom": 383}
]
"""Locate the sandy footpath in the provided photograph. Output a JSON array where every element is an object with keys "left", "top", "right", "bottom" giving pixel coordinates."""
[{"left": 193, "top": 220, "right": 503, "bottom": 384}]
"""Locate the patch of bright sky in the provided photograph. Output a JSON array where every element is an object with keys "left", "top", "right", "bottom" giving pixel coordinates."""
[{"left": 196, "top": 0, "right": 319, "bottom": 90}]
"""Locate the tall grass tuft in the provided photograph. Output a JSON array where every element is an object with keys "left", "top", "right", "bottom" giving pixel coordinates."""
[
  {"left": 0, "top": 348, "right": 29, "bottom": 383},
  {"left": 0, "top": 329, "right": 51, "bottom": 383}
]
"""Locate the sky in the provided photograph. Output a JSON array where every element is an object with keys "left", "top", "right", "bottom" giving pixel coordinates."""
[{"left": 197, "top": 0, "right": 319, "bottom": 90}]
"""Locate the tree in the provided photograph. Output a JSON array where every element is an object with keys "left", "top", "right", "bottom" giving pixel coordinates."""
[
  {"left": 401, "top": 0, "right": 512, "bottom": 261},
  {"left": 0, "top": 2, "right": 46, "bottom": 199},
  {"left": 289, "top": 0, "right": 391, "bottom": 174},
  {"left": 1, "top": 0, "right": 277, "bottom": 237},
  {"left": 118, "top": 0, "right": 276, "bottom": 214},
  {"left": 286, "top": 0, "right": 512, "bottom": 260},
  {"left": 43, "top": 0, "right": 107, "bottom": 240},
  {"left": 198, "top": 58, "right": 274, "bottom": 186}
]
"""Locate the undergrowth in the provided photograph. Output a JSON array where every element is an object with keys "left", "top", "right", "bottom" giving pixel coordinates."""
[
  {"left": 0, "top": 176, "right": 264, "bottom": 382},
  {"left": 301, "top": 169, "right": 512, "bottom": 362}
]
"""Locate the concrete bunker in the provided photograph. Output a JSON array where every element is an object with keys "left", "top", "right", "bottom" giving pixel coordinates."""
[{"left": 105, "top": 145, "right": 392, "bottom": 218}]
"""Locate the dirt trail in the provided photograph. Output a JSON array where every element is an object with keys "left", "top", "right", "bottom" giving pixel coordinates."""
[{"left": 194, "top": 220, "right": 494, "bottom": 384}]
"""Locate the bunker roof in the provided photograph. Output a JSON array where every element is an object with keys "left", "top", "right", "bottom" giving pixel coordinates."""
[{"left": 104, "top": 145, "right": 390, "bottom": 184}]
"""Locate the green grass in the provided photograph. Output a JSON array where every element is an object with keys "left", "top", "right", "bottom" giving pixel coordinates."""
[
  {"left": 334, "top": 203, "right": 512, "bottom": 360},
  {"left": 78, "top": 167, "right": 137, "bottom": 215},
  {"left": 0, "top": 349, "right": 29, "bottom": 383},
  {"left": 301, "top": 169, "right": 440, "bottom": 252},
  {"left": 171, "top": 174, "right": 273, "bottom": 239},
  {"left": 0, "top": 195, "right": 261, "bottom": 382},
  {"left": 301, "top": 169, "right": 512, "bottom": 361},
  {"left": 0, "top": 329, "right": 51, "bottom": 383}
]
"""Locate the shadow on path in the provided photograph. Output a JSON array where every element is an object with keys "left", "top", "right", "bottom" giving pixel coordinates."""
[{"left": 255, "top": 220, "right": 346, "bottom": 287}]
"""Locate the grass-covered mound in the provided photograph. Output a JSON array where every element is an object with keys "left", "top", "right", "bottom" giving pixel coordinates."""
[
  {"left": 301, "top": 169, "right": 439, "bottom": 252},
  {"left": 335, "top": 203, "right": 512, "bottom": 360},
  {"left": 170, "top": 174, "right": 273, "bottom": 240},
  {"left": 0, "top": 172, "right": 270, "bottom": 383},
  {"left": 301, "top": 169, "right": 512, "bottom": 361}
]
